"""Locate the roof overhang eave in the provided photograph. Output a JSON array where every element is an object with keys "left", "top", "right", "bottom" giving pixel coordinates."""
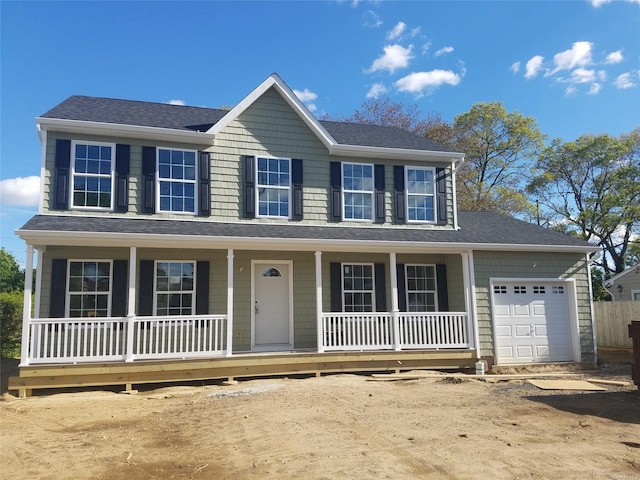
[
  {"left": 36, "top": 117, "right": 216, "bottom": 146},
  {"left": 16, "top": 228, "right": 598, "bottom": 255},
  {"left": 329, "top": 144, "right": 465, "bottom": 162}
]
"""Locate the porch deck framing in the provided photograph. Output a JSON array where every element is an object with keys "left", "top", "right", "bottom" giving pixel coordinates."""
[{"left": 8, "top": 349, "right": 476, "bottom": 397}]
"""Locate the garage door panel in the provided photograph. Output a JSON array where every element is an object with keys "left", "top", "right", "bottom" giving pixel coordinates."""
[{"left": 493, "top": 281, "right": 574, "bottom": 365}]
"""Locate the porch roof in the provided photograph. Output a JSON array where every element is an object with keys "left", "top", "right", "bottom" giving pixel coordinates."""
[{"left": 17, "top": 212, "right": 597, "bottom": 253}]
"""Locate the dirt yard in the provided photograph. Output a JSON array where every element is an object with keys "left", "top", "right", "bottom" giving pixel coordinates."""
[{"left": 1, "top": 351, "right": 638, "bottom": 480}]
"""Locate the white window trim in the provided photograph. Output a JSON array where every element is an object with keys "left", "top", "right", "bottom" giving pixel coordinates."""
[
  {"left": 69, "top": 140, "right": 116, "bottom": 212},
  {"left": 153, "top": 260, "right": 197, "bottom": 316},
  {"left": 405, "top": 264, "right": 438, "bottom": 312},
  {"left": 156, "top": 148, "right": 198, "bottom": 215},
  {"left": 341, "top": 262, "right": 376, "bottom": 312},
  {"left": 631, "top": 290, "right": 640, "bottom": 301},
  {"left": 255, "top": 156, "right": 292, "bottom": 219},
  {"left": 342, "top": 162, "right": 374, "bottom": 222},
  {"left": 65, "top": 259, "right": 113, "bottom": 318},
  {"left": 405, "top": 166, "right": 436, "bottom": 224}
]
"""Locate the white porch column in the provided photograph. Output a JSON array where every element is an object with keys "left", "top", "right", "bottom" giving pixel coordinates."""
[
  {"left": 19, "top": 245, "right": 34, "bottom": 366},
  {"left": 462, "top": 251, "right": 480, "bottom": 358},
  {"left": 226, "top": 249, "right": 234, "bottom": 357},
  {"left": 34, "top": 248, "right": 43, "bottom": 321},
  {"left": 125, "top": 246, "right": 137, "bottom": 362},
  {"left": 389, "top": 252, "right": 401, "bottom": 351},
  {"left": 315, "top": 251, "right": 324, "bottom": 353}
]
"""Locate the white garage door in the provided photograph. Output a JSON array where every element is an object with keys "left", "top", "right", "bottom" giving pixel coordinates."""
[{"left": 492, "top": 281, "right": 574, "bottom": 364}]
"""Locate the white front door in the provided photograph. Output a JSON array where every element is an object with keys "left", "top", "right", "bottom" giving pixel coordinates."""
[{"left": 252, "top": 261, "right": 293, "bottom": 351}]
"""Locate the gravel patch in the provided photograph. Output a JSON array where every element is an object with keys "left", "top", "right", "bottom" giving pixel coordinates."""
[{"left": 206, "top": 383, "right": 284, "bottom": 398}]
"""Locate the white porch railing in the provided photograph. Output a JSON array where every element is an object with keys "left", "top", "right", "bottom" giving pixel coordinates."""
[
  {"left": 24, "top": 315, "right": 228, "bottom": 365},
  {"left": 322, "top": 312, "right": 469, "bottom": 351}
]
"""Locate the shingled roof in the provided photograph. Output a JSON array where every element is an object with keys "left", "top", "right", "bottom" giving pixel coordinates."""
[
  {"left": 40, "top": 95, "right": 454, "bottom": 152},
  {"left": 17, "top": 211, "right": 596, "bottom": 251}
]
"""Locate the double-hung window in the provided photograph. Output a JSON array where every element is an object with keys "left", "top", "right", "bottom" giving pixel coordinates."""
[
  {"left": 67, "top": 260, "right": 112, "bottom": 317},
  {"left": 406, "top": 167, "right": 436, "bottom": 222},
  {"left": 405, "top": 264, "right": 437, "bottom": 312},
  {"left": 71, "top": 141, "right": 115, "bottom": 210},
  {"left": 158, "top": 149, "right": 197, "bottom": 214},
  {"left": 342, "top": 263, "right": 374, "bottom": 312},
  {"left": 343, "top": 163, "right": 373, "bottom": 221},
  {"left": 257, "top": 157, "right": 291, "bottom": 218},
  {"left": 154, "top": 261, "right": 195, "bottom": 316}
]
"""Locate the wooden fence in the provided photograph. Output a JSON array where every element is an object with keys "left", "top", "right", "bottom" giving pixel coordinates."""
[{"left": 593, "top": 301, "right": 640, "bottom": 348}]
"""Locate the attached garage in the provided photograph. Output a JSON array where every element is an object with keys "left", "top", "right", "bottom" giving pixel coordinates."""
[{"left": 491, "top": 279, "right": 579, "bottom": 365}]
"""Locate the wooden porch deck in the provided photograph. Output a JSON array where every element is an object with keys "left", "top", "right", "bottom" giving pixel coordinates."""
[{"left": 8, "top": 349, "right": 476, "bottom": 397}]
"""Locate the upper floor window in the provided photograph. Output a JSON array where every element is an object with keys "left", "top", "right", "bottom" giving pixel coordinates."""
[
  {"left": 406, "top": 167, "right": 435, "bottom": 222},
  {"left": 405, "top": 264, "right": 437, "bottom": 312},
  {"left": 257, "top": 157, "right": 290, "bottom": 218},
  {"left": 67, "top": 260, "right": 112, "bottom": 317},
  {"left": 343, "top": 162, "right": 373, "bottom": 221},
  {"left": 157, "top": 149, "right": 197, "bottom": 214},
  {"left": 155, "top": 261, "right": 195, "bottom": 316},
  {"left": 71, "top": 141, "right": 114, "bottom": 210}
]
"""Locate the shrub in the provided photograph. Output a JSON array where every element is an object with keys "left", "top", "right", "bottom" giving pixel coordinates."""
[{"left": 0, "top": 291, "right": 23, "bottom": 358}]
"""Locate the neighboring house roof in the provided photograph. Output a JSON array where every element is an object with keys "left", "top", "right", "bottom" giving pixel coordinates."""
[
  {"left": 17, "top": 211, "right": 596, "bottom": 253},
  {"left": 604, "top": 263, "right": 640, "bottom": 287},
  {"left": 37, "top": 74, "right": 458, "bottom": 158}
]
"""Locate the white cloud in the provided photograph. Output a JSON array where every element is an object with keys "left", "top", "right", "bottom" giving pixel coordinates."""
[
  {"left": 525, "top": 55, "right": 544, "bottom": 79},
  {"left": 421, "top": 42, "right": 432, "bottom": 55},
  {"left": 614, "top": 72, "right": 636, "bottom": 89},
  {"left": 394, "top": 70, "right": 461, "bottom": 95},
  {"left": 168, "top": 99, "right": 186, "bottom": 106},
  {"left": 409, "top": 27, "right": 421, "bottom": 38},
  {"left": 0, "top": 176, "right": 40, "bottom": 207},
  {"left": 588, "top": 83, "right": 602, "bottom": 95},
  {"left": 362, "top": 10, "right": 382, "bottom": 28},
  {"left": 570, "top": 68, "right": 597, "bottom": 84},
  {"left": 605, "top": 50, "right": 624, "bottom": 64},
  {"left": 590, "top": 0, "right": 612, "bottom": 6},
  {"left": 293, "top": 88, "right": 318, "bottom": 112},
  {"left": 549, "top": 41, "right": 593, "bottom": 75},
  {"left": 366, "top": 83, "right": 388, "bottom": 99},
  {"left": 510, "top": 62, "right": 521, "bottom": 74},
  {"left": 387, "top": 22, "right": 406, "bottom": 40},
  {"left": 434, "top": 46, "right": 454, "bottom": 57},
  {"left": 367, "top": 44, "right": 414, "bottom": 74}
]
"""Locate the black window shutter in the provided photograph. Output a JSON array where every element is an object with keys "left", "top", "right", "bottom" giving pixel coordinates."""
[
  {"left": 329, "top": 162, "right": 342, "bottom": 221},
  {"left": 196, "top": 261, "right": 210, "bottom": 315},
  {"left": 374, "top": 164, "right": 385, "bottom": 223},
  {"left": 243, "top": 155, "right": 255, "bottom": 218},
  {"left": 50, "top": 259, "right": 67, "bottom": 317},
  {"left": 329, "top": 262, "right": 342, "bottom": 312},
  {"left": 436, "top": 168, "right": 448, "bottom": 225},
  {"left": 142, "top": 147, "right": 156, "bottom": 214},
  {"left": 111, "top": 260, "right": 128, "bottom": 317},
  {"left": 393, "top": 166, "right": 405, "bottom": 224},
  {"left": 138, "top": 260, "right": 154, "bottom": 316},
  {"left": 374, "top": 263, "right": 387, "bottom": 312},
  {"left": 198, "top": 152, "right": 211, "bottom": 217},
  {"left": 54, "top": 139, "right": 71, "bottom": 210},
  {"left": 115, "top": 144, "right": 130, "bottom": 213},
  {"left": 292, "top": 158, "right": 303, "bottom": 221},
  {"left": 396, "top": 263, "right": 407, "bottom": 312},
  {"left": 436, "top": 264, "right": 449, "bottom": 311}
]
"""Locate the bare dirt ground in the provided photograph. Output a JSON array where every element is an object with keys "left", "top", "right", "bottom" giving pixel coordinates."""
[{"left": 1, "top": 350, "right": 638, "bottom": 480}]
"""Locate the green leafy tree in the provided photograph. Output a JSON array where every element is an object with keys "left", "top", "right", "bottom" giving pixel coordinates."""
[
  {"left": 528, "top": 129, "right": 640, "bottom": 277},
  {"left": 452, "top": 101, "right": 545, "bottom": 215},
  {"left": 0, "top": 291, "right": 23, "bottom": 357},
  {"left": 1, "top": 248, "right": 24, "bottom": 293},
  {"left": 590, "top": 267, "right": 611, "bottom": 302}
]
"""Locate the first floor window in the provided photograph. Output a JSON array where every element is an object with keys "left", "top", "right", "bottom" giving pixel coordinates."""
[
  {"left": 343, "top": 162, "right": 373, "bottom": 221},
  {"left": 257, "top": 157, "right": 290, "bottom": 217},
  {"left": 406, "top": 167, "right": 435, "bottom": 222},
  {"left": 155, "top": 261, "right": 195, "bottom": 316},
  {"left": 342, "top": 263, "right": 374, "bottom": 312},
  {"left": 158, "top": 148, "right": 196, "bottom": 213},
  {"left": 71, "top": 141, "right": 114, "bottom": 209},
  {"left": 67, "top": 260, "right": 112, "bottom": 317},
  {"left": 406, "top": 264, "right": 437, "bottom": 312}
]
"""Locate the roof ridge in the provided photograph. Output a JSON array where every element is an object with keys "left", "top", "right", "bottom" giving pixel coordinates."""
[{"left": 66, "top": 95, "right": 228, "bottom": 113}]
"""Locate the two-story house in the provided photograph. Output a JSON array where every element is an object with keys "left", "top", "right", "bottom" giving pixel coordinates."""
[{"left": 11, "top": 74, "right": 597, "bottom": 397}]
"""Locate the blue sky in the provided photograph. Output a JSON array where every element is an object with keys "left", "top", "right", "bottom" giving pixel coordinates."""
[{"left": 1, "top": 0, "right": 639, "bottom": 264}]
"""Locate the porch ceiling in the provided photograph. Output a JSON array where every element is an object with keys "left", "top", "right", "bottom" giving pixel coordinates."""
[{"left": 17, "top": 212, "right": 596, "bottom": 254}]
